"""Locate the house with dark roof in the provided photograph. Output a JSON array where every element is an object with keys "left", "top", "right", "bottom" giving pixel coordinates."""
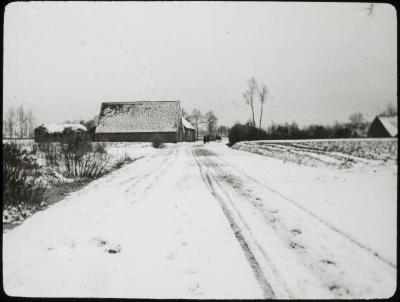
[
  {"left": 367, "top": 116, "right": 398, "bottom": 138},
  {"left": 95, "top": 101, "right": 195, "bottom": 142}
]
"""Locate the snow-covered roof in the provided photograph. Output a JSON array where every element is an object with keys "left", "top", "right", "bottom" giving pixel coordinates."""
[
  {"left": 96, "top": 101, "right": 181, "bottom": 133},
  {"left": 378, "top": 117, "right": 397, "bottom": 137},
  {"left": 182, "top": 117, "right": 195, "bottom": 130},
  {"left": 36, "top": 123, "right": 87, "bottom": 134}
]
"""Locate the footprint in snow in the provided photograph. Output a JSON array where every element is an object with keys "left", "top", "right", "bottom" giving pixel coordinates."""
[
  {"left": 93, "top": 238, "right": 108, "bottom": 247},
  {"left": 321, "top": 259, "right": 336, "bottom": 265},
  {"left": 289, "top": 242, "right": 305, "bottom": 250},
  {"left": 106, "top": 245, "right": 121, "bottom": 254},
  {"left": 329, "top": 284, "right": 350, "bottom": 297},
  {"left": 290, "top": 229, "right": 302, "bottom": 236},
  {"left": 92, "top": 238, "right": 122, "bottom": 254}
]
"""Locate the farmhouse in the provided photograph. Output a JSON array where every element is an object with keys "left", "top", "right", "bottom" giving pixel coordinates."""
[
  {"left": 95, "top": 101, "right": 195, "bottom": 143},
  {"left": 34, "top": 123, "right": 87, "bottom": 143},
  {"left": 367, "top": 116, "right": 398, "bottom": 138}
]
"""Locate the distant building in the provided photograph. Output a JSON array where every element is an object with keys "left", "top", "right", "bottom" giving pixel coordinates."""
[
  {"left": 182, "top": 117, "right": 196, "bottom": 142},
  {"left": 34, "top": 123, "right": 87, "bottom": 142},
  {"left": 95, "top": 101, "right": 195, "bottom": 143},
  {"left": 367, "top": 116, "right": 398, "bottom": 138}
]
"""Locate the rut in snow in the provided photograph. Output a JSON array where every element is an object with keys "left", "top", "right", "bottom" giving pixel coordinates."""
[
  {"left": 193, "top": 148, "right": 278, "bottom": 299},
  {"left": 199, "top": 147, "right": 396, "bottom": 270}
]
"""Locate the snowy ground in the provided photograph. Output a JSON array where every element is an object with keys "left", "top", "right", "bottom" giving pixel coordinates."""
[{"left": 3, "top": 140, "right": 397, "bottom": 299}]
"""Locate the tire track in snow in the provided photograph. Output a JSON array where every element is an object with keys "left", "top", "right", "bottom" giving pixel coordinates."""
[
  {"left": 202, "top": 147, "right": 396, "bottom": 270},
  {"left": 123, "top": 148, "right": 179, "bottom": 195},
  {"left": 192, "top": 148, "right": 278, "bottom": 299},
  {"left": 72, "top": 148, "right": 180, "bottom": 236}
]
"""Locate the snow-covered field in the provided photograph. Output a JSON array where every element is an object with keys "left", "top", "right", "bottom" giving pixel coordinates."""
[
  {"left": 232, "top": 138, "right": 397, "bottom": 168},
  {"left": 3, "top": 140, "right": 397, "bottom": 299}
]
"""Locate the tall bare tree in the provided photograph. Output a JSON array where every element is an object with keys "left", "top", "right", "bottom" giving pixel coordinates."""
[
  {"left": 349, "top": 112, "right": 365, "bottom": 136},
  {"left": 16, "top": 106, "right": 26, "bottom": 138},
  {"left": 3, "top": 120, "right": 8, "bottom": 137},
  {"left": 242, "top": 77, "right": 258, "bottom": 127},
  {"left": 188, "top": 109, "right": 204, "bottom": 141},
  {"left": 6, "top": 107, "right": 15, "bottom": 138},
  {"left": 205, "top": 111, "right": 218, "bottom": 136},
  {"left": 26, "top": 109, "right": 35, "bottom": 138},
  {"left": 258, "top": 83, "right": 269, "bottom": 129}
]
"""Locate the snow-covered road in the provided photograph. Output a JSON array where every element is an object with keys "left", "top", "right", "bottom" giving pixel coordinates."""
[{"left": 3, "top": 142, "right": 396, "bottom": 299}]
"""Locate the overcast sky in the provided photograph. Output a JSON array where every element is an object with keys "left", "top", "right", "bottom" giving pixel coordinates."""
[{"left": 3, "top": 2, "right": 397, "bottom": 127}]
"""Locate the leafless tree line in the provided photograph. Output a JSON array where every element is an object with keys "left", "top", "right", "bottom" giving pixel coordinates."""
[
  {"left": 181, "top": 108, "right": 227, "bottom": 140},
  {"left": 3, "top": 105, "right": 36, "bottom": 139}
]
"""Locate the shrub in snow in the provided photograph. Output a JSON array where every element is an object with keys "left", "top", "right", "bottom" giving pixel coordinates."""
[
  {"left": 3, "top": 143, "right": 47, "bottom": 219},
  {"left": 93, "top": 142, "right": 107, "bottom": 154},
  {"left": 151, "top": 134, "right": 165, "bottom": 149},
  {"left": 59, "top": 136, "right": 108, "bottom": 179},
  {"left": 152, "top": 140, "right": 164, "bottom": 149},
  {"left": 228, "top": 123, "right": 268, "bottom": 146},
  {"left": 34, "top": 142, "right": 63, "bottom": 166},
  {"left": 113, "top": 153, "right": 133, "bottom": 169}
]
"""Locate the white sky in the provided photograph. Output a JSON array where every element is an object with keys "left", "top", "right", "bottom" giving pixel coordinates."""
[{"left": 3, "top": 2, "right": 397, "bottom": 127}]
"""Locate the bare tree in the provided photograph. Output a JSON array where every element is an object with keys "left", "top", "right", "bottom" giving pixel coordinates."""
[
  {"left": 205, "top": 111, "right": 218, "bottom": 136},
  {"left": 242, "top": 77, "right": 258, "bottom": 127},
  {"left": 24, "top": 116, "right": 29, "bottom": 137},
  {"left": 258, "top": 83, "right": 269, "bottom": 129},
  {"left": 349, "top": 112, "right": 365, "bottom": 125},
  {"left": 188, "top": 109, "right": 204, "bottom": 141},
  {"left": 379, "top": 103, "right": 397, "bottom": 117},
  {"left": 16, "top": 106, "right": 26, "bottom": 138},
  {"left": 26, "top": 109, "right": 35, "bottom": 138},
  {"left": 6, "top": 107, "right": 16, "bottom": 138},
  {"left": 217, "top": 125, "right": 228, "bottom": 137},
  {"left": 181, "top": 108, "right": 189, "bottom": 119},
  {"left": 3, "top": 119, "right": 8, "bottom": 137},
  {"left": 349, "top": 112, "right": 365, "bottom": 136},
  {"left": 81, "top": 116, "right": 98, "bottom": 130}
]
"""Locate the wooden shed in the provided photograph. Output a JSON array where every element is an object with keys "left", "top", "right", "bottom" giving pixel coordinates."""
[
  {"left": 367, "top": 116, "right": 398, "bottom": 138},
  {"left": 34, "top": 123, "right": 88, "bottom": 143},
  {"left": 182, "top": 117, "right": 196, "bottom": 142},
  {"left": 95, "top": 101, "right": 187, "bottom": 143}
]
